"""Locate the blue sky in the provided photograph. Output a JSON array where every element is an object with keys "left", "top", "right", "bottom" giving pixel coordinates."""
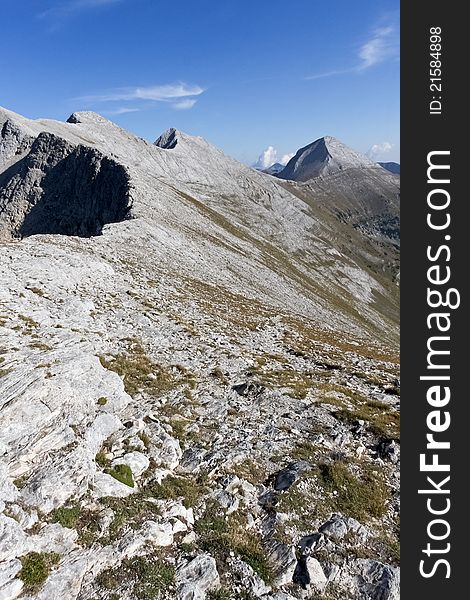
[{"left": 1, "top": 0, "right": 400, "bottom": 165}]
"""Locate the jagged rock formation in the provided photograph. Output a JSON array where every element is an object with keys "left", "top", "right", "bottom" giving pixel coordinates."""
[
  {"left": 0, "top": 107, "right": 400, "bottom": 600},
  {"left": 0, "top": 131, "right": 132, "bottom": 238}
]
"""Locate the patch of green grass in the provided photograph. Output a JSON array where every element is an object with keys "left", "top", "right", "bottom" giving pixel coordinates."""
[
  {"left": 50, "top": 504, "right": 101, "bottom": 547},
  {"left": 13, "top": 475, "right": 29, "bottom": 489},
  {"left": 50, "top": 505, "right": 81, "bottom": 529},
  {"left": 99, "top": 472, "right": 207, "bottom": 542},
  {"left": 19, "top": 552, "right": 60, "bottom": 589},
  {"left": 335, "top": 400, "right": 400, "bottom": 440},
  {"left": 97, "top": 396, "right": 108, "bottom": 406},
  {"left": 95, "top": 449, "right": 111, "bottom": 468},
  {"left": 147, "top": 474, "right": 207, "bottom": 509},
  {"left": 195, "top": 503, "right": 273, "bottom": 584},
  {"left": 0, "top": 367, "right": 13, "bottom": 378},
  {"left": 318, "top": 460, "right": 389, "bottom": 521},
  {"left": 291, "top": 440, "right": 319, "bottom": 462},
  {"left": 208, "top": 589, "right": 232, "bottom": 600},
  {"left": 169, "top": 418, "right": 187, "bottom": 440},
  {"left": 97, "top": 556, "right": 175, "bottom": 599},
  {"left": 100, "top": 494, "right": 160, "bottom": 542},
  {"left": 384, "top": 535, "right": 400, "bottom": 564},
  {"left": 210, "top": 367, "right": 228, "bottom": 384},
  {"left": 168, "top": 417, "right": 202, "bottom": 448},
  {"left": 105, "top": 464, "right": 135, "bottom": 488},
  {"left": 250, "top": 365, "right": 315, "bottom": 400},
  {"left": 133, "top": 559, "right": 175, "bottom": 599},
  {"left": 275, "top": 473, "right": 330, "bottom": 529},
  {"left": 99, "top": 339, "right": 195, "bottom": 398}
]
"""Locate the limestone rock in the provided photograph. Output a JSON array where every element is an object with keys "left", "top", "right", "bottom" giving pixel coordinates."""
[
  {"left": 267, "top": 541, "right": 297, "bottom": 587},
  {"left": 176, "top": 554, "right": 220, "bottom": 599}
]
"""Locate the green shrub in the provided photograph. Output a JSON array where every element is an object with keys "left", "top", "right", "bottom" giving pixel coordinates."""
[
  {"left": 19, "top": 552, "right": 60, "bottom": 588},
  {"left": 105, "top": 464, "right": 135, "bottom": 488},
  {"left": 50, "top": 505, "right": 80, "bottom": 528},
  {"left": 97, "top": 556, "right": 175, "bottom": 599}
]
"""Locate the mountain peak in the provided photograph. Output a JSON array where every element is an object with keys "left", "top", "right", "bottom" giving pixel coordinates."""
[
  {"left": 277, "top": 135, "right": 378, "bottom": 182},
  {"left": 67, "top": 111, "right": 113, "bottom": 125},
  {"left": 154, "top": 127, "right": 181, "bottom": 149}
]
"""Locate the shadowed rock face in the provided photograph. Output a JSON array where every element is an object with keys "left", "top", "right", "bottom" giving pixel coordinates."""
[
  {"left": 0, "top": 131, "right": 132, "bottom": 239},
  {"left": 277, "top": 136, "right": 379, "bottom": 182}
]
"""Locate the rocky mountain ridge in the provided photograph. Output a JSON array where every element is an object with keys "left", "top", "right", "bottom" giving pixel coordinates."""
[{"left": 0, "top": 107, "right": 399, "bottom": 600}]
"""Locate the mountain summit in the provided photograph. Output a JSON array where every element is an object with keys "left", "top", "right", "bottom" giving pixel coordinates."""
[{"left": 277, "top": 135, "right": 379, "bottom": 182}]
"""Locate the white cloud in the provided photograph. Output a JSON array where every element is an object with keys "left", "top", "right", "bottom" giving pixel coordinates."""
[
  {"left": 358, "top": 26, "right": 398, "bottom": 70},
  {"left": 253, "top": 147, "right": 294, "bottom": 169},
  {"left": 102, "top": 107, "right": 140, "bottom": 115},
  {"left": 305, "top": 18, "right": 399, "bottom": 80},
  {"left": 39, "top": 0, "right": 122, "bottom": 20},
  {"left": 80, "top": 83, "right": 205, "bottom": 104},
  {"left": 76, "top": 82, "right": 204, "bottom": 113},
  {"left": 172, "top": 99, "right": 197, "bottom": 110},
  {"left": 253, "top": 146, "right": 278, "bottom": 169},
  {"left": 281, "top": 152, "right": 295, "bottom": 165},
  {"left": 367, "top": 142, "right": 393, "bottom": 160},
  {"left": 305, "top": 68, "right": 351, "bottom": 81}
]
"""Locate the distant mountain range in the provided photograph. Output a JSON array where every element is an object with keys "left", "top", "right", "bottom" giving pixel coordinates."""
[
  {"left": 378, "top": 161, "right": 400, "bottom": 175},
  {"left": 262, "top": 162, "right": 285, "bottom": 175}
]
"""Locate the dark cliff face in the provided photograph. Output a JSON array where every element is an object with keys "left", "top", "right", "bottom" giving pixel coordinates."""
[{"left": 0, "top": 132, "right": 133, "bottom": 239}]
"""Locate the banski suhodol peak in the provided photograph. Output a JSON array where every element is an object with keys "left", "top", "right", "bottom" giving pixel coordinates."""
[{"left": 0, "top": 107, "right": 400, "bottom": 600}]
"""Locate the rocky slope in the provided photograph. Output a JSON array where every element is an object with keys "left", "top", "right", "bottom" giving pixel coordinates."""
[{"left": 0, "top": 107, "right": 399, "bottom": 600}]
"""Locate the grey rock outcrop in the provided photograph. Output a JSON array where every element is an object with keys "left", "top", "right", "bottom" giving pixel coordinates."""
[{"left": 0, "top": 131, "right": 132, "bottom": 240}]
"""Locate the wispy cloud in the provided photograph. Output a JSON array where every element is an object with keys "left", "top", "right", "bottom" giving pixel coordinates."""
[
  {"left": 102, "top": 107, "right": 141, "bottom": 116},
  {"left": 305, "top": 69, "right": 351, "bottom": 81},
  {"left": 358, "top": 26, "right": 398, "bottom": 70},
  {"left": 305, "top": 18, "right": 399, "bottom": 80},
  {"left": 172, "top": 99, "right": 198, "bottom": 110},
  {"left": 80, "top": 83, "right": 205, "bottom": 104},
  {"left": 76, "top": 82, "right": 205, "bottom": 112},
  {"left": 39, "top": 0, "right": 123, "bottom": 20}
]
